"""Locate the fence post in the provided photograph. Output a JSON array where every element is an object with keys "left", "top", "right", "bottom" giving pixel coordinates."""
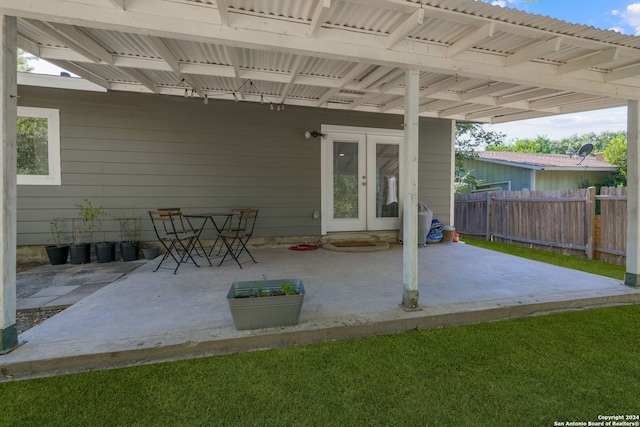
[
  {"left": 585, "top": 186, "right": 596, "bottom": 259},
  {"left": 485, "top": 191, "right": 492, "bottom": 241}
]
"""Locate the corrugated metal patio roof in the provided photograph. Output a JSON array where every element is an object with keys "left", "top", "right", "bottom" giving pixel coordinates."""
[{"left": 6, "top": 0, "right": 640, "bottom": 123}]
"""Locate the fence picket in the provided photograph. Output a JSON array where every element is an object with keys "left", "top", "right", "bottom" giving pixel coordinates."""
[{"left": 454, "top": 187, "right": 627, "bottom": 265}]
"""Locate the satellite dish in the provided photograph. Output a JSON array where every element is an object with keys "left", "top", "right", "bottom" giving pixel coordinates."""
[{"left": 576, "top": 143, "right": 593, "bottom": 165}]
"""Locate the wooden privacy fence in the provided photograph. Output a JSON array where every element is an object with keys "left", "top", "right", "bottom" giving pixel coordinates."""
[{"left": 454, "top": 187, "right": 627, "bottom": 265}]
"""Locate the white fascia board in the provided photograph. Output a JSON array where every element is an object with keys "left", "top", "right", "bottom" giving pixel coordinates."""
[
  {"left": 474, "top": 157, "right": 542, "bottom": 170},
  {"left": 17, "top": 72, "right": 107, "bottom": 92},
  {"left": 539, "top": 166, "right": 619, "bottom": 172}
]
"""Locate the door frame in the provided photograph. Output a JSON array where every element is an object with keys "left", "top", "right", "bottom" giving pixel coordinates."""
[{"left": 320, "top": 124, "right": 404, "bottom": 235}]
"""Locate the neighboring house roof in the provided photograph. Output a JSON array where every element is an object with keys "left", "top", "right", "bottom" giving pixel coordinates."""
[
  {"left": 474, "top": 151, "right": 619, "bottom": 172},
  {"left": 6, "top": 0, "right": 640, "bottom": 124}
]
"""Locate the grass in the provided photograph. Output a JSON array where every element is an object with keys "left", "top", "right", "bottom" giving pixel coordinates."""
[
  {"left": 462, "top": 238, "right": 626, "bottom": 280},
  {"left": 1, "top": 242, "right": 637, "bottom": 426}
]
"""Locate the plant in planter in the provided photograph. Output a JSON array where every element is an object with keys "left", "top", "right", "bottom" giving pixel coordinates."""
[
  {"left": 45, "top": 218, "right": 70, "bottom": 265},
  {"left": 84, "top": 201, "right": 115, "bottom": 263},
  {"left": 119, "top": 216, "right": 141, "bottom": 261},
  {"left": 70, "top": 199, "right": 109, "bottom": 264},
  {"left": 226, "top": 278, "right": 305, "bottom": 330}
]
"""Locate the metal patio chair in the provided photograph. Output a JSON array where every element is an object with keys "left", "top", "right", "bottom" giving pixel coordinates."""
[
  {"left": 148, "top": 210, "right": 202, "bottom": 274},
  {"left": 157, "top": 207, "right": 210, "bottom": 265},
  {"left": 217, "top": 208, "right": 259, "bottom": 268}
]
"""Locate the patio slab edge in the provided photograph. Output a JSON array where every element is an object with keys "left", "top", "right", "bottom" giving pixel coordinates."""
[{"left": 2, "top": 291, "right": 639, "bottom": 382}]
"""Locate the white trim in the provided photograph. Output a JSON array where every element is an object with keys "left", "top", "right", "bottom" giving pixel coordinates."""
[
  {"left": 322, "top": 124, "right": 403, "bottom": 138},
  {"left": 17, "top": 106, "right": 61, "bottom": 186},
  {"left": 320, "top": 124, "right": 404, "bottom": 235},
  {"left": 17, "top": 72, "right": 106, "bottom": 92}
]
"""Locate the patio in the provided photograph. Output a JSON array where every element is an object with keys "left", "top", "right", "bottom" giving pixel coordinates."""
[{"left": 2, "top": 242, "right": 640, "bottom": 381}]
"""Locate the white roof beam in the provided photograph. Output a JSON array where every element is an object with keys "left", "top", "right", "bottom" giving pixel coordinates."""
[
  {"left": 459, "top": 82, "right": 516, "bottom": 101},
  {"left": 45, "top": 59, "right": 110, "bottom": 89},
  {"left": 22, "top": 19, "right": 107, "bottom": 64},
  {"left": 316, "top": 62, "right": 369, "bottom": 105},
  {"left": 529, "top": 93, "right": 599, "bottom": 109},
  {"left": 107, "top": 0, "right": 125, "bottom": 10},
  {"left": 356, "top": 66, "right": 396, "bottom": 90},
  {"left": 149, "top": 36, "right": 206, "bottom": 98},
  {"left": 17, "top": 35, "right": 40, "bottom": 57},
  {"left": 496, "top": 88, "right": 559, "bottom": 106},
  {"left": 46, "top": 22, "right": 114, "bottom": 65},
  {"left": 558, "top": 48, "right": 620, "bottom": 75},
  {"left": 119, "top": 68, "right": 158, "bottom": 93},
  {"left": 505, "top": 37, "right": 562, "bottom": 67},
  {"left": 279, "top": 55, "right": 304, "bottom": 104},
  {"left": 605, "top": 63, "right": 640, "bottom": 82},
  {"left": 438, "top": 103, "right": 481, "bottom": 117},
  {"left": 214, "top": 0, "right": 228, "bottom": 26},
  {"left": 386, "top": 7, "right": 424, "bottom": 49},
  {"left": 309, "top": 0, "right": 332, "bottom": 38},
  {"left": 420, "top": 75, "right": 461, "bottom": 97},
  {"left": 447, "top": 22, "right": 495, "bottom": 58}
]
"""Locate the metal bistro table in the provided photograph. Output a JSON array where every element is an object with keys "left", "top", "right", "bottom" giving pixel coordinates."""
[{"left": 184, "top": 211, "right": 235, "bottom": 258}]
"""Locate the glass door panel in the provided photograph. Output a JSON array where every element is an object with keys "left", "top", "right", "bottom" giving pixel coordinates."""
[{"left": 333, "top": 141, "right": 359, "bottom": 219}]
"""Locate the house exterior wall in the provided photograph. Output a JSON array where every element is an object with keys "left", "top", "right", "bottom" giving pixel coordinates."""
[
  {"left": 533, "top": 170, "right": 613, "bottom": 190},
  {"left": 17, "top": 85, "right": 453, "bottom": 246},
  {"left": 463, "top": 158, "right": 613, "bottom": 192},
  {"left": 463, "top": 158, "right": 532, "bottom": 190}
]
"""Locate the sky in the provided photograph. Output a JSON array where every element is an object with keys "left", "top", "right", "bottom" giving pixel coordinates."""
[{"left": 25, "top": 0, "right": 640, "bottom": 142}]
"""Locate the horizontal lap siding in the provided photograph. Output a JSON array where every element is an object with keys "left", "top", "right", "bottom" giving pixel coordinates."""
[{"left": 17, "top": 86, "right": 452, "bottom": 245}]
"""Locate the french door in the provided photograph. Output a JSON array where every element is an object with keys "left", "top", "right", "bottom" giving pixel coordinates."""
[{"left": 321, "top": 126, "right": 403, "bottom": 234}]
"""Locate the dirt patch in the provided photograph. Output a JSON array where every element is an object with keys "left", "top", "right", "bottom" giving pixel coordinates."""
[{"left": 17, "top": 309, "right": 63, "bottom": 334}]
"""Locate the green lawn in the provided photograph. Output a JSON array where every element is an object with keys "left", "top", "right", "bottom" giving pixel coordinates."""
[
  {"left": 1, "top": 242, "right": 638, "bottom": 426},
  {"left": 462, "top": 238, "right": 626, "bottom": 280}
]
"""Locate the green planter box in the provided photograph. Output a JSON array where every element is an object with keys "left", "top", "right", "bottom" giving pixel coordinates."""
[{"left": 227, "top": 279, "right": 305, "bottom": 330}]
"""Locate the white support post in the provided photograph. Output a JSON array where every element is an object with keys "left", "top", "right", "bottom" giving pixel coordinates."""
[
  {"left": 0, "top": 15, "right": 18, "bottom": 353},
  {"left": 401, "top": 69, "right": 420, "bottom": 310},
  {"left": 625, "top": 100, "right": 640, "bottom": 287}
]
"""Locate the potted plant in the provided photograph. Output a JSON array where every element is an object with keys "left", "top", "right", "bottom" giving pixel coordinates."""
[
  {"left": 45, "top": 218, "right": 70, "bottom": 265},
  {"left": 85, "top": 202, "right": 115, "bottom": 263},
  {"left": 226, "top": 278, "right": 305, "bottom": 330},
  {"left": 70, "top": 199, "right": 108, "bottom": 264},
  {"left": 119, "top": 216, "right": 141, "bottom": 261}
]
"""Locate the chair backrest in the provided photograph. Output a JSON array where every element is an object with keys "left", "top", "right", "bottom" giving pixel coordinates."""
[
  {"left": 239, "top": 209, "right": 258, "bottom": 236},
  {"left": 157, "top": 208, "right": 192, "bottom": 233},
  {"left": 149, "top": 210, "right": 181, "bottom": 238}
]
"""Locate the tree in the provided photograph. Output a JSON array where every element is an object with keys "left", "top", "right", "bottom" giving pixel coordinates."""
[
  {"left": 454, "top": 123, "right": 506, "bottom": 193},
  {"left": 17, "top": 48, "right": 33, "bottom": 72},
  {"left": 603, "top": 134, "right": 627, "bottom": 186}
]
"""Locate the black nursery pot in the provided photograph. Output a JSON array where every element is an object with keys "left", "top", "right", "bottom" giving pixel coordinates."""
[
  {"left": 95, "top": 242, "right": 116, "bottom": 263},
  {"left": 69, "top": 243, "right": 90, "bottom": 264},
  {"left": 45, "top": 245, "right": 69, "bottom": 265},
  {"left": 120, "top": 241, "right": 139, "bottom": 261}
]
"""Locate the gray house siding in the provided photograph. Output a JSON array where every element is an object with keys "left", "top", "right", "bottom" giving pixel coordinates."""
[
  {"left": 463, "top": 158, "right": 532, "bottom": 190},
  {"left": 17, "top": 85, "right": 453, "bottom": 246},
  {"left": 534, "top": 170, "right": 612, "bottom": 190}
]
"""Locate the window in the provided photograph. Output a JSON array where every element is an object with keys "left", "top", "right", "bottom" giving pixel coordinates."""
[{"left": 17, "top": 106, "right": 61, "bottom": 185}]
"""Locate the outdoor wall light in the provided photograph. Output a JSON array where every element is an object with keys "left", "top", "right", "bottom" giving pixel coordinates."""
[{"left": 304, "top": 131, "right": 327, "bottom": 139}]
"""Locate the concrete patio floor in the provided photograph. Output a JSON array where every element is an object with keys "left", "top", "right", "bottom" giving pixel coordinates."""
[{"left": 2, "top": 242, "right": 640, "bottom": 381}]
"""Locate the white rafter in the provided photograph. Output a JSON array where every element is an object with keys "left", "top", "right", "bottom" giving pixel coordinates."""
[
  {"left": 447, "top": 22, "right": 495, "bottom": 58},
  {"left": 505, "top": 37, "right": 562, "bottom": 67},
  {"left": 386, "top": 6, "right": 423, "bottom": 49},
  {"left": 558, "top": 48, "right": 620, "bottom": 75}
]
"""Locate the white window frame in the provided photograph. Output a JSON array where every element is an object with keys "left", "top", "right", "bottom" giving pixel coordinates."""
[{"left": 17, "top": 106, "right": 61, "bottom": 186}]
